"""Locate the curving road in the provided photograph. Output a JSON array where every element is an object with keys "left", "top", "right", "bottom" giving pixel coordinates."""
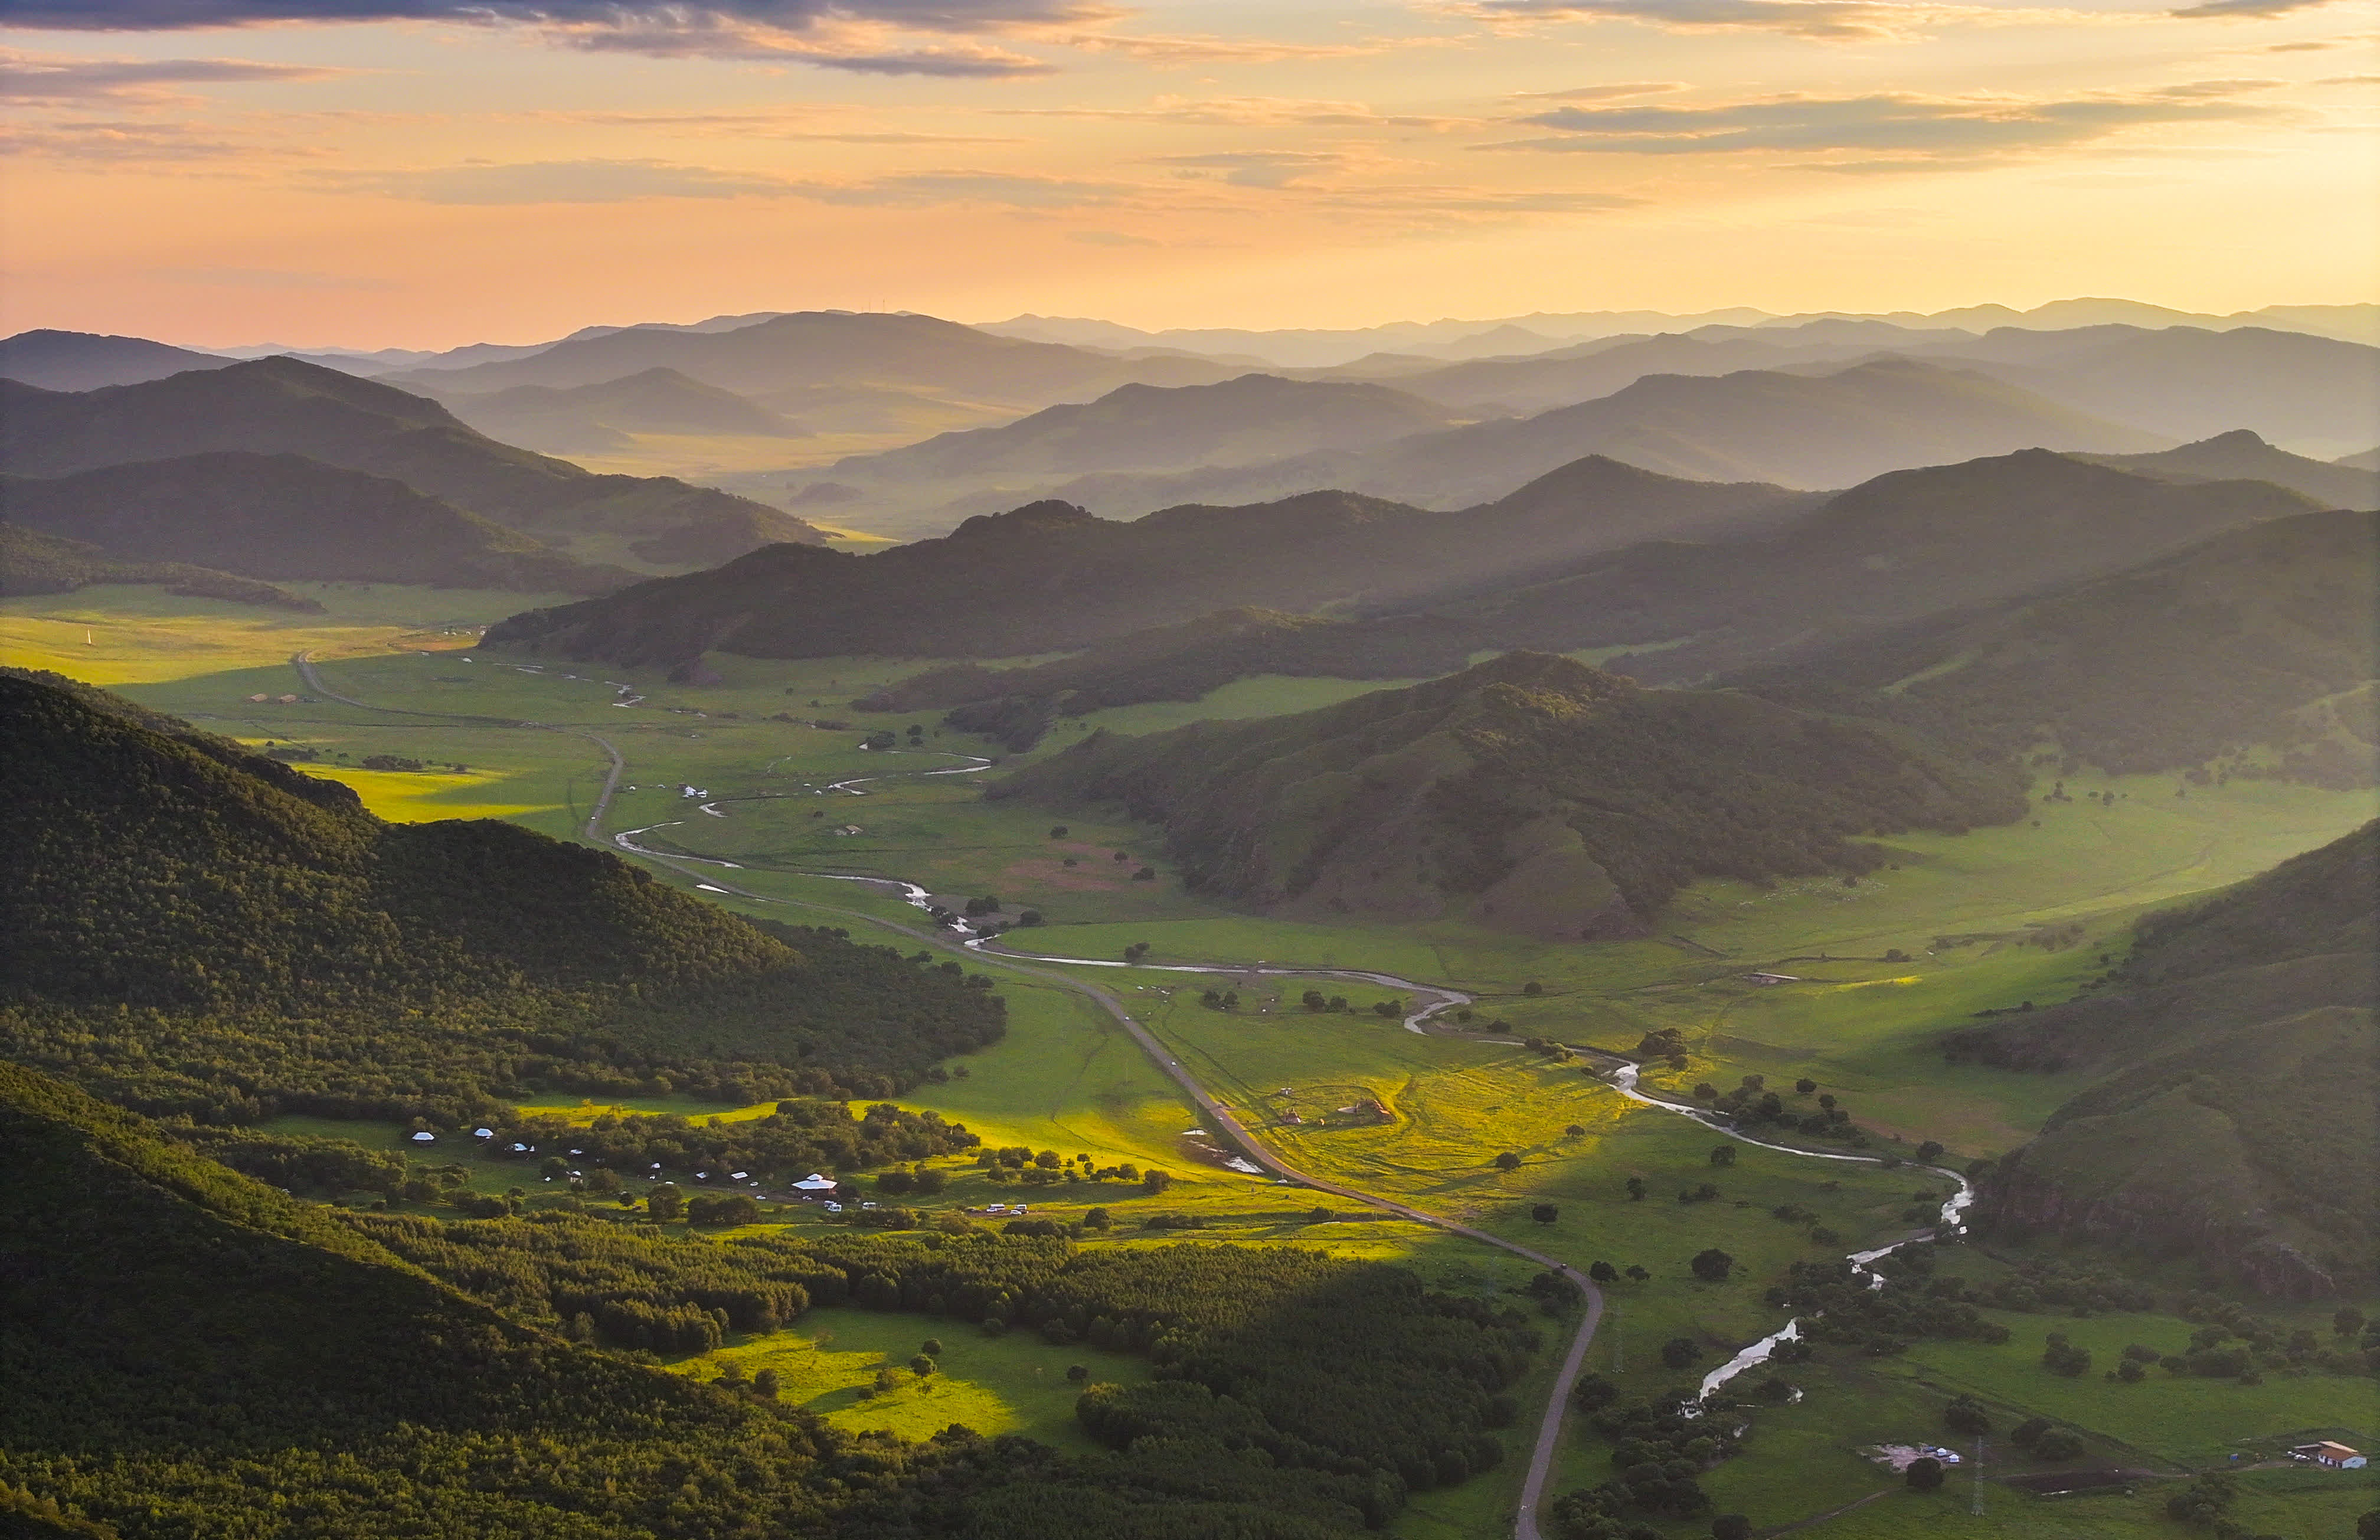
[{"left": 291, "top": 652, "right": 1967, "bottom": 1540}]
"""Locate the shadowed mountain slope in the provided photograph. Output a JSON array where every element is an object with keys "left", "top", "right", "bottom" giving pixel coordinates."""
[
  {"left": 485, "top": 459, "right": 1803, "bottom": 670},
  {"left": 0, "top": 524, "right": 319, "bottom": 609},
  {"left": 992, "top": 652, "right": 2025, "bottom": 938},
  {"left": 1450, "top": 450, "right": 2322, "bottom": 681},
  {"left": 1737, "top": 508, "right": 2379, "bottom": 781},
  {"left": 2072, "top": 429, "right": 2379, "bottom": 509},
  {"left": 1953, "top": 822, "right": 2376, "bottom": 1297},
  {"left": 434, "top": 365, "right": 804, "bottom": 455},
  {"left": 0, "top": 329, "right": 231, "bottom": 391},
  {"left": 1, "top": 452, "right": 632, "bottom": 594},
  {"left": 0, "top": 358, "right": 822, "bottom": 567}
]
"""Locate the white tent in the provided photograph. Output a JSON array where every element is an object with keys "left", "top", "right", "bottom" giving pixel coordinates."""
[{"left": 793, "top": 1173, "right": 838, "bottom": 1192}]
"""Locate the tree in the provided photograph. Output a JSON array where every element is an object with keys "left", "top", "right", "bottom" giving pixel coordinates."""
[
  {"left": 751, "top": 1368, "right": 780, "bottom": 1399},
  {"left": 1494, "top": 1152, "right": 1523, "bottom": 1172},
  {"left": 1709, "top": 1146, "right": 1735, "bottom": 1168},
  {"left": 646, "top": 1185, "right": 684, "bottom": 1222},
  {"left": 1943, "top": 1395, "right": 1990, "bottom": 1436},
  {"left": 1048, "top": 826, "right": 1067, "bottom": 838},
  {"left": 921, "top": 1339, "right": 942, "bottom": 1355},
  {"left": 1690, "top": 1248, "right": 1735, "bottom": 1283},
  {"left": 2031, "top": 1428, "right": 2084, "bottom": 1461},
  {"left": 1083, "top": 1207, "right": 1113, "bottom": 1230},
  {"left": 1522, "top": 981, "right": 1544, "bottom": 996},
  {"left": 2165, "top": 1473, "right": 2236, "bottom": 1523},
  {"left": 1564, "top": 1123, "right": 1585, "bottom": 1137},
  {"left": 2357, "top": 1509, "right": 2380, "bottom": 1540},
  {"left": 2041, "top": 1333, "right": 2092, "bottom": 1377},
  {"left": 1018, "top": 910, "right": 1043, "bottom": 926},
  {"left": 1904, "top": 1457, "right": 1945, "bottom": 1492},
  {"left": 1626, "top": 1177, "right": 1647, "bottom": 1201},
  {"left": 909, "top": 1355, "right": 935, "bottom": 1376},
  {"left": 1711, "top": 1517, "right": 1752, "bottom": 1540},
  {"left": 1140, "top": 1169, "right": 1173, "bottom": 1195},
  {"left": 2336, "top": 1306, "right": 2367, "bottom": 1338},
  {"left": 1915, "top": 1140, "right": 1944, "bottom": 1163},
  {"left": 1795, "top": 1078, "right": 1817, "bottom": 1094},
  {"left": 1307, "top": 1206, "right": 1334, "bottom": 1224},
  {"left": 2009, "top": 1417, "right": 2051, "bottom": 1450},
  {"left": 1660, "top": 1337, "right": 1704, "bottom": 1369},
  {"left": 1531, "top": 1204, "right": 1559, "bottom": 1225},
  {"left": 1625, "top": 1266, "right": 1650, "bottom": 1283},
  {"left": 1066, "top": 1364, "right": 1089, "bottom": 1382},
  {"left": 1588, "top": 1261, "right": 1618, "bottom": 1283},
  {"left": 1570, "top": 1373, "right": 1617, "bottom": 1411}
]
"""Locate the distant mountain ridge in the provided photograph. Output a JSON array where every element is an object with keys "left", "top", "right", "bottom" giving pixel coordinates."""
[
  {"left": 429, "top": 365, "right": 803, "bottom": 455},
  {"left": 0, "top": 358, "right": 822, "bottom": 568},
  {"left": 2072, "top": 429, "right": 2379, "bottom": 509},
  {"left": 483, "top": 458, "right": 1806, "bottom": 669},
  {"left": 0, "top": 328, "right": 233, "bottom": 391},
  {"left": 2, "top": 452, "right": 633, "bottom": 594}
]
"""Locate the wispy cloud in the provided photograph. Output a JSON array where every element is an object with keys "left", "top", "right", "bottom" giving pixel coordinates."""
[
  {"left": 1450, "top": 0, "right": 2067, "bottom": 43},
  {"left": 1509, "top": 81, "right": 1687, "bottom": 100},
  {"left": 0, "top": 51, "right": 342, "bottom": 103},
  {"left": 1055, "top": 31, "right": 1385, "bottom": 64},
  {"left": 2169, "top": 0, "right": 2338, "bottom": 16},
  {"left": 1489, "top": 83, "right": 2292, "bottom": 164},
  {"left": 0, "top": 118, "right": 263, "bottom": 161},
  {"left": 1150, "top": 150, "right": 1349, "bottom": 188},
  {"left": 323, "top": 158, "right": 1142, "bottom": 208},
  {"left": 805, "top": 169, "right": 1137, "bottom": 205},
  {"left": 998, "top": 96, "right": 1480, "bottom": 130}
]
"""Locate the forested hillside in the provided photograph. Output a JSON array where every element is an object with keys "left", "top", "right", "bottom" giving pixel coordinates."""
[
  {"left": 0, "top": 1063, "right": 1539, "bottom": 1538},
  {"left": 1954, "top": 822, "right": 2377, "bottom": 1296},
  {"left": 485, "top": 461, "right": 1800, "bottom": 671},
  {"left": 0, "top": 675, "right": 1005, "bottom": 1122},
  {"left": 1, "top": 452, "right": 631, "bottom": 593},
  {"left": 862, "top": 607, "right": 1485, "bottom": 750},
  {"left": 0, "top": 525, "right": 319, "bottom": 609},
  {"left": 1738, "top": 508, "right": 2379, "bottom": 782},
  {"left": 0, "top": 358, "right": 821, "bottom": 567},
  {"left": 995, "top": 652, "right": 2025, "bottom": 936}
]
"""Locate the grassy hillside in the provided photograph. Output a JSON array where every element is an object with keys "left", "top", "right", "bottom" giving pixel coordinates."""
[
  {"left": 993, "top": 652, "right": 2026, "bottom": 936},
  {"left": 1953, "top": 822, "right": 2376, "bottom": 1295},
  {"left": 0, "top": 358, "right": 822, "bottom": 567},
  {"left": 1456, "top": 450, "right": 2320, "bottom": 681},
  {"left": 0, "top": 525, "right": 319, "bottom": 610},
  {"left": 862, "top": 607, "right": 1486, "bottom": 750},
  {"left": 485, "top": 461, "right": 1800, "bottom": 671},
  {"left": 1740, "top": 507, "right": 2379, "bottom": 781},
  {"left": 0, "top": 673, "right": 1006, "bottom": 1120},
  {"left": 2, "top": 452, "right": 632, "bottom": 593}
]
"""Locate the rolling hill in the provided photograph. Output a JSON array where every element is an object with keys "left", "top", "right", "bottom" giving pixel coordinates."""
[
  {"left": 1953, "top": 822, "right": 2376, "bottom": 1297},
  {"left": 0, "top": 358, "right": 823, "bottom": 568},
  {"left": 992, "top": 356, "right": 2168, "bottom": 516},
  {"left": 829, "top": 374, "right": 1457, "bottom": 483},
  {"left": 1911, "top": 325, "right": 2380, "bottom": 453},
  {"left": 483, "top": 460, "right": 1804, "bottom": 671},
  {"left": 1449, "top": 450, "right": 2321, "bottom": 681},
  {"left": 2072, "top": 429, "right": 2379, "bottom": 509},
  {"left": 992, "top": 651, "right": 2025, "bottom": 938},
  {"left": 2, "top": 452, "right": 633, "bottom": 593},
  {"left": 384, "top": 309, "right": 1240, "bottom": 412},
  {"left": 1740, "top": 508, "right": 2379, "bottom": 782},
  {"left": 431, "top": 365, "right": 805, "bottom": 455},
  {"left": 0, "top": 672, "right": 1006, "bottom": 1120},
  {"left": 0, "top": 328, "right": 231, "bottom": 391}
]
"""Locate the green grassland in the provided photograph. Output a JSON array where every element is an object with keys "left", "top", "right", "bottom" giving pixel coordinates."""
[{"left": 15, "top": 586, "right": 2378, "bottom": 1539}]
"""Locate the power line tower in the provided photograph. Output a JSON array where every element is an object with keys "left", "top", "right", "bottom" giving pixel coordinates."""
[{"left": 1970, "top": 1436, "right": 1985, "bottom": 1515}]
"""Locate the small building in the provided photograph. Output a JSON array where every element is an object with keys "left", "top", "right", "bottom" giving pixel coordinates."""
[
  {"left": 2294, "top": 1442, "right": 2363, "bottom": 1468},
  {"left": 793, "top": 1173, "right": 838, "bottom": 1193},
  {"left": 409, "top": 1131, "right": 436, "bottom": 1143},
  {"left": 1744, "top": 972, "right": 1800, "bottom": 986}
]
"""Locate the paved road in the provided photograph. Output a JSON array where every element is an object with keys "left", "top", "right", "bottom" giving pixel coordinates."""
[{"left": 290, "top": 650, "right": 1605, "bottom": 1538}]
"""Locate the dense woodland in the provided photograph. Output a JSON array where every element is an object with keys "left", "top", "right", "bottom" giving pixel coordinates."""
[
  {"left": 999, "top": 652, "right": 2026, "bottom": 936},
  {"left": 0, "top": 524, "right": 317, "bottom": 608},
  {"left": 0, "top": 1064, "right": 1535, "bottom": 1538},
  {"left": 0, "top": 676, "right": 1005, "bottom": 1123}
]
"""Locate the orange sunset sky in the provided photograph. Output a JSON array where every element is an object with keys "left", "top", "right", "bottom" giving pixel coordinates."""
[{"left": 3, "top": 0, "right": 2374, "bottom": 348}]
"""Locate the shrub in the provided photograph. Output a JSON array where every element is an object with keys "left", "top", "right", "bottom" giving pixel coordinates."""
[
  {"left": 1690, "top": 1248, "right": 1734, "bottom": 1283},
  {"left": 1660, "top": 1338, "right": 1704, "bottom": 1369},
  {"left": 2031, "top": 1429, "right": 2084, "bottom": 1461},
  {"left": 1905, "top": 1457, "right": 1944, "bottom": 1492}
]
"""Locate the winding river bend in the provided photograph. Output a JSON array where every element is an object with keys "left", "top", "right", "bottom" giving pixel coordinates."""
[{"left": 293, "top": 652, "right": 1976, "bottom": 1540}]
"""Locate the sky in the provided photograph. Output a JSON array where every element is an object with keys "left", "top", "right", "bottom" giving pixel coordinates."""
[{"left": 2, "top": 0, "right": 2374, "bottom": 347}]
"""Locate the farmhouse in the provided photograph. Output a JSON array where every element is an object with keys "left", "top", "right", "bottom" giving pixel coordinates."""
[{"left": 2292, "top": 1442, "right": 2363, "bottom": 1468}]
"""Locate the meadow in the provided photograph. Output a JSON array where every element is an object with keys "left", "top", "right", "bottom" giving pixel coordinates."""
[{"left": 11, "top": 581, "right": 2375, "bottom": 1539}]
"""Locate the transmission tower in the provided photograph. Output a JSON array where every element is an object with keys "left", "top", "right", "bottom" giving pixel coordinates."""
[{"left": 1970, "top": 1435, "right": 1985, "bottom": 1515}]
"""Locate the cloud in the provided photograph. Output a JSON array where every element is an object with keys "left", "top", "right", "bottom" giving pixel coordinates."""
[
  {"left": 1150, "top": 150, "right": 1348, "bottom": 188},
  {"left": 2, "top": 1, "right": 1102, "bottom": 71},
  {"left": 1509, "top": 81, "right": 1686, "bottom": 101},
  {"left": 335, "top": 158, "right": 803, "bottom": 203},
  {"left": 805, "top": 169, "right": 1137, "bottom": 205},
  {"left": 1451, "top": 0, "right": 2016, "bottom": 42},
  {"left": 1490, "top": 84, "right": 2291, "bottom": 163},
  {"left": 156, "top": 265, "right": 400, "bottom": 290},
  {"left": 0, "top": 51, "right": 341, "bottom": 102},
  {"left": 1068, "top": 228, "right": 1162, "bottom": 245},
  {"left": 2169, "top": 0, "right": 2336, "bottom": 15},
  {"left": 1056, "top": 31, "right": 1384, "bottom": 63},
  {"left": 998, "top": 96, "right": 1479, "bottom": 130},
  {"left": 0, "top": 118, "right": 259, "bottom": 160}
]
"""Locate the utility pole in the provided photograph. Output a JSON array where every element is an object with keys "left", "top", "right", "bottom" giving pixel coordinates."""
[{"left": 1971, "top": 1435, "right": 1985, "bottom": 1515}]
